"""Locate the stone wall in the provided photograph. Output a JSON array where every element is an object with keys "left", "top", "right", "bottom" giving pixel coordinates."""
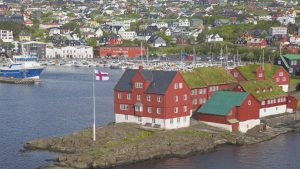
[{"left": 261, "top": 112, "right": 300, "bottom": 127}]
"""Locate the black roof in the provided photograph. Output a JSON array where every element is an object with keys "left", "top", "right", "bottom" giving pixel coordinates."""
[{"left": 114, "top": 69, "right": 177, "bottom": 94}]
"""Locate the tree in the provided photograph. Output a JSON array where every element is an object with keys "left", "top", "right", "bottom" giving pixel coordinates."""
[{"left": 87, "top": 37, "right": 98, "bottom": 48}]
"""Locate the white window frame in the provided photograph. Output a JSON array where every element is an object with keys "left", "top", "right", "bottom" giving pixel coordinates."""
[
  {"left": 148, "top": 107, "right": 152, "bottom": 113},
  {"left": 147, "top": 95, "right": 151, "bottom": 102},
  {"left": 135, "top": 82, "right": 143, "bottom": 88},
  {"left": 137, "top": 95, "right": 141, "bottom": 101},
  {"left": 174, "top": 83, "right": 178, "bottom": 89},
  {"left": 183, "top": 94, "right": 187, "bottom": 100},
  {"left": 127, "top": 93, "right": 131, "bottom": 100},
  {"left": 174, "top": 96, "right": 178, "bottom": 102},
  {"left": 183, "top": 106, "right": 187, "bottom": 112},
  {"left": 135, "top": 105, "right": 143, "bottom": 112},
  {"left": 118, "top": 93, "right": 122, "bottom": 99},
  {"left": 157, "top": 96, "right": 161, "bottom": 102},
  {"left": 179, "top": 83, "right": 183, "bottom": 89},
  {"left": 174, "top": 107, "right": 178, "bottom": 113},
  {"left": 157, "top": 108, "right": 161, "bottom": 114}
]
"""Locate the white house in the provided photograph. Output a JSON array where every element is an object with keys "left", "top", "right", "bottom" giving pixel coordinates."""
[
  {"left": 95, "top": 28, "right": 103, "bottom": 38},
  {"left": 290, "top": 35, "right": 300, "bottom": 44},
  {"left": 49, "top": 28, "right": 61, "bottom": 36},
  {"left": 258, "top": 15, "right": 272, "bottom": 21},
  {"left": 118, "top": 30, "right": 137, "bottom": 41},
  {"left": 206, "top": 34, "right": 223, "bottom": 42},
  {"left": 277, "top": 15, "right": 295, "bottom": 25},
  {"left": 269, "top": 27, "right": 287, "bottom": 36},
  {"left": 151, "top": 22, "right": 168, "bottom": 29},
  {"left": 178, "top": 19, "right": 190, "bottom": 27},
  {"left": 46, "top": 46, "right": 93, "bottom": 59},
  {"left": 0, "top": 30, "right": 13, "bottom": 42}
]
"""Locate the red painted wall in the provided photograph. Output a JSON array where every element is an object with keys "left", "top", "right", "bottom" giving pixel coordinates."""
[
  {"left": 230, "top": 69, "right": 247, "bottom": 81},
  {"left": 272, "top": 67, "right": 290, "bottom": 86},
  {"left": 114, "top": 70, "right": 191, "bottom": 120},
  {"left": 99, "top": 46, "right": 145, "bottom": 58},
  {"left": 287, "top": 95, "right": 297, "bottom": 111},
  {"left": 198, "top": 114, "right": 229, "bottom": 124},
  {"left": 236, "top": 94, "right": 260, "bottom": 121}
]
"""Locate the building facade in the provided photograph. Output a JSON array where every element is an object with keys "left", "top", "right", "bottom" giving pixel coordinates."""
[
  {"left": 0, "top": 29, "right": 13, "bottom": 42},
  {"left": 46, "top": 46, "right": 93, "bottom": 59},
  {"left": 114, "top": 67, "right": 192, "bottom": 129},
  {"left": 99, "top": 46, "right": 145, "bottom": 58}
]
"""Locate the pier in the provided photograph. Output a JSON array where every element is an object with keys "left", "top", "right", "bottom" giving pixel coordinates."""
[{"left": 0, "top": 77, "right": 41, "bottom": 84}]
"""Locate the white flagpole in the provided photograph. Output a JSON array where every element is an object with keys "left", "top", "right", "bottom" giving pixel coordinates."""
[{"left": 93, "top": 70, "right": 96, "bottom": 141}]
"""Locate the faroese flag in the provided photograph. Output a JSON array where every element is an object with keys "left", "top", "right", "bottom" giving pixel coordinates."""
[{"left": 95, "top": 70, "right": 109, "bottom": 81}]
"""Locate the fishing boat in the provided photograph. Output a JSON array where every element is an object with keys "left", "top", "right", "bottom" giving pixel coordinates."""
[{"left": 0, "top": 56, "right": 44, "bottom": 79}]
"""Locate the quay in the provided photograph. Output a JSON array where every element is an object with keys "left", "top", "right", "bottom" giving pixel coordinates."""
[{"left": 0, "top": 77, "right": 41, "bottom": 84}]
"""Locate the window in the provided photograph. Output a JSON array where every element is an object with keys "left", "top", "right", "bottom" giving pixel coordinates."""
[
  {"left": 157, "top": 108, "right": 161, "bottom": 114},
  {"left": 138, "top": 117, "right": 142, "bottom": 122},
  {"left": 279, "top": 72, "right": 283, "bottom": 76},
  {"left": 261, "top": 101, "right": 265, "bottom": 105},
  {"left": 147, "top": 95, "right": 151, "bottom": 102},
  {"left": 258, "top": 72, "right": 263, "bottom": 78},
  {"left": 203, "top": 89, "right": 206, "bottom": 94},
  {"left": 177, "top": 117, "right": 180, "bottom": 123},
  {"left": 157, "top": 96, "right": 161, "bottom": 102},
  {"left": 152, "top": 118, "right": 156, "bottom": 124},
  {"left": 282, "top": 77, "right": 286, "bottom": 81},
  {"left": 148, "top": 107, "right": 152, "bottom": 113},
  {"left": 199, "top": 89, "right": 203, "bottom": 94},
  {"left": 174, "top": 83, "right": 178, "bottom": 89},
  {"left": 248, "top": 100, "right": 251, "bottom": 105},
  {"left": 183, "top": 106, "right": 187, "bottom": 112},
  {"left": 135, "top": 82, "right": 143, "bottom": 88},
  {"left": 170, "top": 119, "right": 173, "bottom": 125},
  {"left": 183, "top": 94, "right": 187, "bottom": 100},
  {"left": 193, "top": 99, "right": 197, "bottom": 105},
  {"left": 277, "top": 98, "right": 280, "bottom": 103},
  {"left": 234, "top": 72, "right": 238, "bottom": 77},
  {"left": 179, "top": 83, "right": 183, "bottom": 89},
  {"left": 118, "top": 93, "right": 122, "bottom": 99},
  {"left": 183, "top": 117, "right": 187, "bottom": 122},
  {"left": 125, "top": 115, "right": 128, "bottom": 120},
  {"left": 191, "top": 89, "right": 197, "bottom": 95},
  {"left": 278, "top": 60, "right": 281, "bottom": 64},
  {"left": 135, "top": 105, "right": 143, "bottom": 112},
  {"left": 174, "top": 107, "right": 178, "bottom": 113},
  {"left": 174, "top": 96, "right": 178, "bottom": 102},
  {"left": 137, "top": 95, "right": 141, "bottom": 101},
  {"left": 127, "top": 93, "right": 131, "bottom": 100},
  {"left": 120, "top": 104, "right": 129, "bottom": 110}
]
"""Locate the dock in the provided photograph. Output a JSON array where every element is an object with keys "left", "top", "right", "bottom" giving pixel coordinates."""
[{"left": 0, "top": 77, "right": 41, "bottom": 84}]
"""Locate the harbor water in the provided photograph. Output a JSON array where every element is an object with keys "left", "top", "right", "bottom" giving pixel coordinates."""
[{"left": 1, "top": 67, "right": 300, "bottom": 169}]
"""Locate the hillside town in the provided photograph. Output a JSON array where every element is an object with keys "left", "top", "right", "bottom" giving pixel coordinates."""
[{"left": 0, "top": 0, "right": 298, "bottom": 62}]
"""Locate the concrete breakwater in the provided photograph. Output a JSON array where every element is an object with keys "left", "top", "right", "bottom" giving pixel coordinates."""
[{"left": 23, "top": 113, "right": 300, "bottom": 169}]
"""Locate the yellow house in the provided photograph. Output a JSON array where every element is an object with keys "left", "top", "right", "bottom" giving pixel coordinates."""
[{"left": 19, "top": 35, "right": 31, "bottom": 42}]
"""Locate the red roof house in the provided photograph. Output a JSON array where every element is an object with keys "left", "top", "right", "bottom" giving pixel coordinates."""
[
  {"left": 197, "top": 91, "right": 260, "bottom": 133},
  {"left": 114, "top": 66, "right": 192, "bottom": 129}
]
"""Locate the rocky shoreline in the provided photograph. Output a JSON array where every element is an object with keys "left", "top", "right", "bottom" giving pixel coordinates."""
[{"left": 23, "top": 113, "right": 300, "bottom": 169}]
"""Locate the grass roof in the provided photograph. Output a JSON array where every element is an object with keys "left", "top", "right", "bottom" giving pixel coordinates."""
[
  {"left": 239, "top": 79, "right": 287, "bottom": 101},
  {"left": 237, "top": 64, "right": 282, "bottom": 80},
  {"left": 182, "top": 67, "right": 237, "bottom": 88}
]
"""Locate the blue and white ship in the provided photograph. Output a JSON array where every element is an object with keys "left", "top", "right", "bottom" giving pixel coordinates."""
[{"left": 0, "top": 56, "right": 44, "bottom": 79}]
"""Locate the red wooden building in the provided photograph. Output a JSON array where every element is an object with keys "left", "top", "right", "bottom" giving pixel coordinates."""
[
  {"left": 197, "top": 91, "right": 260, "bottom": 133},
  {"left": 114, "top": 66, "right": 192, "bottom": 129},
  {"left": 233, "top": 79, "right": 296, "bottom": 117},
  {"left": 229, "top": 64, "right": 290, "bottom": 92},
  {"left": 99, "top": 46, "right": 145, "bottom": 58},
  {"left": 247, "top": 38, "right": 267, "bottom": 48},
  {"left": 182, "top": 67, "right": 237, "bottom": 111}
]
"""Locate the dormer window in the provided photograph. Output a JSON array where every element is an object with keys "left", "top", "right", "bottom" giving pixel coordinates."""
[
  {"left": 258, "top": 72, "right": 263, "bottom": 78},
  {"left": 135, "top": 82, "right": 143, "bottom": 88},
  {"left": 279, "top": 72, "right": 283, "bottom": 76},
  {"left": 256, "top": 89, "right": 259, "bottom": 94},
  {"left": 263, "top": 89, "right": 266, "bottom": 92},
  {"left": 269, "top": 87, "right": 273, "bottom": 92}
]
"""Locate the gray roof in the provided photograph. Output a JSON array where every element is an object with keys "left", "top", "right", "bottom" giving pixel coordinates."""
[{"left": 114, "top": 69, "right": 177, "bottom": 94}]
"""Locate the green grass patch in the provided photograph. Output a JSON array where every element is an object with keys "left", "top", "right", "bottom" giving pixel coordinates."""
[{"left": 122, "top": 130, "right": 155, "bottom": 143}]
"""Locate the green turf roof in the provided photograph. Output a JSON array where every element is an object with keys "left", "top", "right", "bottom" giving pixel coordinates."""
[
  {"left": 236, "top": 64, "right": 282, "bottom": 80},
  {"left": 239, "top": 79, "right": 287, "bottom": 101},
  {"left": 182, "top": 67, "right": 237, "bottom": 88},
  {"left": 197, "top": 91, "right": 248, "bottom": 116},
  {"left": 283, "top": 54, "right": 300, "bottom": 60}
]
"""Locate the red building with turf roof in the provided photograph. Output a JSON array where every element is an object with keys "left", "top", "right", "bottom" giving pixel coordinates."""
[
  {"left": 114, "top": 66, "right": 192, "bottom": 129},
  {"left": 182, "top": 67, "right": 237, "bottom": 111},
  {"left": 229, "top": 64, "right": 290, "bottom": 92}
]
